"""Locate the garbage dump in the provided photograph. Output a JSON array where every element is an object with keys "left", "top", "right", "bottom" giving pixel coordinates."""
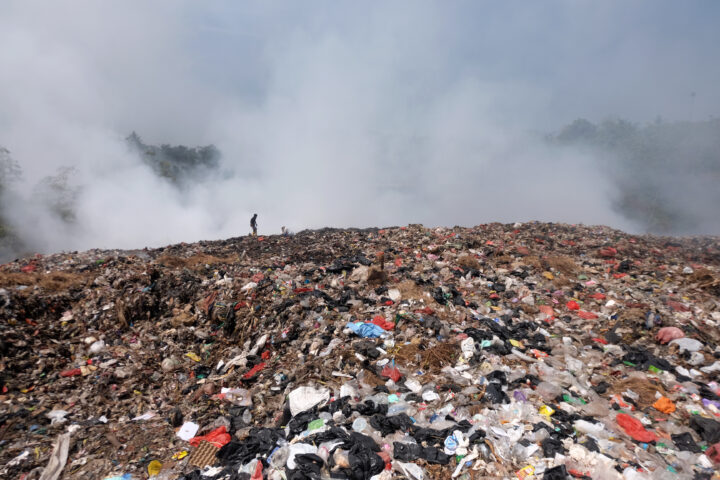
[{"left": 1, "top": 222, "right": 720, "bottom": 479}]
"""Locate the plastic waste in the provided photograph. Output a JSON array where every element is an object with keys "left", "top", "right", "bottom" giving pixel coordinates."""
[
  {"left": 286, "top": 443, "right": 318, "bottom": 469},
  {"left": 288, "top": 386, "right": 330, "bottom": 416},
  {"left": 616, "top": 413, "right": 658, "bottom": 442},
  {"left": 189, "top": 426, "right": 231, "bottom": 448},
  {"left": 147, "top": 460, "right": 162, "bottom": 476},
  {"left": 346, "top": 321, "right": 385, "bottom": 338},
  {"left": 89, "top": 340, "right": 106, "bottom": 354},
  {"left": 381, "top": 362, "right": 402, "bottom": 382},
  {"left": 38, "top": 433, "right": 70, "bottom": 480},
  {"left": 652, "top": 396, "right": 676, "bottom": 414},
  {"left": 176, "top": 421, "right": 199, "bottom": 441},
  {"left": 46, "top": 410, "right": 69, "bottom": 425},
  {"left": 656, "top": 327, "right": 684, "bottom": 344},
  {"left": 668, "top": 337, "right": 703, "bottom": 353}
]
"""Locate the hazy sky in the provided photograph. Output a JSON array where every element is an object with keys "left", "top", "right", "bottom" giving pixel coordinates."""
[{"left": 0, "top": 1, "right": 718, "bottom": 254}]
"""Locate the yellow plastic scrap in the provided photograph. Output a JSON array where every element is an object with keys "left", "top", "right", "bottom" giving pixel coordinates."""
[
  {"left": 516, "top": 465, "right": 535, "bottom": 479},
  {"left": 539, "top": 405, "right": 555, "bottom": 417},
  {"left": 148, "top": 460, "right": 163, "bottom": 476},
  {"left": 542, "top": 271, "right": 554, "bottom": 280},
  {"left": 185, "top": 352, "right": 201, "bottom": 362},
  {"left": 509, "top": 339, "right": 525, "bottom": 349},
  {"left": 172, "top": 451, "right": 188, "bottom": 460}
]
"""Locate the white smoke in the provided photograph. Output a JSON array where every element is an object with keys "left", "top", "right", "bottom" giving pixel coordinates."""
[{"left": 0, "top": 1, "right": 716, "bottom": 257}]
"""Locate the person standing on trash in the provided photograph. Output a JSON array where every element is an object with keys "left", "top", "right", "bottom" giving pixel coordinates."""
[{"left": 250, "top": 213, "right": 258, "bottom": 237}]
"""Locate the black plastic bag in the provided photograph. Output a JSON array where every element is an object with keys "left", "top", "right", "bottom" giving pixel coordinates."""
[
  {"left": 484, "top": 382, "right": 509, "bottom": 404},
  {"left": 543, "top": 465, "right": 569, "bottom": 480},
  {"left": 690, "top": 416, "right": 720, "bottom": 444},
  {"left": 369, "top": 413, "right": 413, "bottom": 436},
  {"left": 541, "top": 437, "right": 565, "bottom": 457},
  {"left": 671, "top": 432, "right": 701, "bottom": 453}
]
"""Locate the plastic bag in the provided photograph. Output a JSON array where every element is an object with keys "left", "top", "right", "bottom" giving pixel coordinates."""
[
  {"left": 189, "top": 426, "right": 231, "bottom": 448},
  {"left": 616, "top": 413, "right": 657, "bottom": 442},
  {"left": 381, "top": 363, "right": 402, "bottom": 382}
]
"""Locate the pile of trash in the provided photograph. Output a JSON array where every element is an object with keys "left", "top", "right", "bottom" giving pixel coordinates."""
[{"left": 1, "top": 222, "right": 720, "bottom": 480}]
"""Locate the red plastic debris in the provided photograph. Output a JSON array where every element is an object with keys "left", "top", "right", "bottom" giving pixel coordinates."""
[
  {"left": 616, "top": 413, "right": 657, "bottom": 442},
  {"left": 599, "top": 247, "right": 617, "bottom": 258},
  {"left": 667, "top": 300, "right": 690, "bottom": 312},
  {"left": 707, "top": 443, "right": 720, "bottom": 464},
  {"left": 242, "top": 362, "right": 266, "bottom": 380},
  {"left": 371, "top": 316, "right": 395, "bottom": 330},
  {"left": 378, "top": 450, "right": 392, "bottom": 469},
  {"left": 21, "top": 264, "right": 37, "bottom": 273},
  {"left": 566, "top": 301, "right": 580, "bottom": 310},
  {"left": 381, "top": 364, "right": 402, "bottom": 382},
  {"left": 569, "top": 469, "right": 590, "bottom": 478},
  {"left": 394, "top": 258, "right": 403, "bottom": 267},
  {"left": 592, "top": 338, "right": 608, "bottom": 345},
  {"left": 588, "top": 293, "right": 606, "bottom": 300},
  {"left": 60, "top": 368, "right": 82, "bottom": 377},
  {"left": 293, "top": 287, "right": 313, "bottom": 294},
  {"left": 251, "top": 460, "right": 263, "bottom": 480},
  {"left": 577, "top": 310, "right": 598, "bottom": 320},
  {"left": 189, "top": 426, "right": 232, "bottom": 448}
]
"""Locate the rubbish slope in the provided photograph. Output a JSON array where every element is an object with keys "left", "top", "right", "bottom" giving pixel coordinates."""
[{"left": 1, "top": 223, "right": 720, "bottom": 479}]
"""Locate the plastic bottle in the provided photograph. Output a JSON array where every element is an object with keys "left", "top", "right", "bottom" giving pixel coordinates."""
[
  {"left": 352, "top": 417, "right": 368, "bottom": 432},
  {"left": 268, "top": 446, "right": 289, "bottom": 470},
  {"left": 387, "top": 402, "right": 409, "bottom": 415},
  {"left": 535, "top": 381, "right": 562, "bottom": 401}
]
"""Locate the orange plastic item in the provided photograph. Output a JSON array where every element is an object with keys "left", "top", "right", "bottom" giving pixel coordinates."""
[{"left": 652, "top": 397, "right": 676, "bottom": 414}]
